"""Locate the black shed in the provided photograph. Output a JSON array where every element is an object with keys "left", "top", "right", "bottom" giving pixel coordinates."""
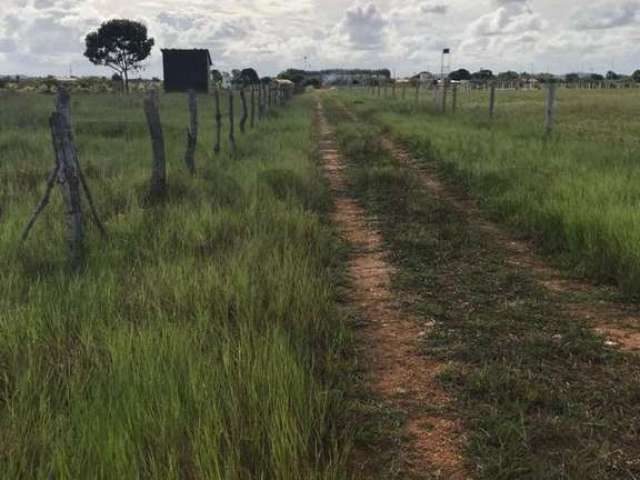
[{"left": 161, "top": 49, "right": 212, "bottom": 92}]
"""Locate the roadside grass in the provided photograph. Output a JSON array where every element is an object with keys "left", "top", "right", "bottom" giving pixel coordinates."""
[
  {"left": 323, "top": 96, "right": 640, "bottom": 480},
  {"left": 0, "top": 93, "right": 353, "bottom": 478},
  {"left": 335, "top": 88, "right": 640, "bottom": 298}
]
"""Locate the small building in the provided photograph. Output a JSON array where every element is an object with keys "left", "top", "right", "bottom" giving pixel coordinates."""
[{"left": 161, "top": 49, "right": 212, "bottom": 92}]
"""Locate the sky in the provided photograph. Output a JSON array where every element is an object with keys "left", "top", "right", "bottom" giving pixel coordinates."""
[{"left": 0, "top": 0, "right": 639, "bottom": 78}]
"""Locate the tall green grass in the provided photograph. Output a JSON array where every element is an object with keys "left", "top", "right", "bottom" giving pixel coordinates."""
[
  {"left": 337, "top": 87, "right": 640, "bottom": 296},
  {"left": 0, "top": 92, "right": 350, "bottom": 478}
]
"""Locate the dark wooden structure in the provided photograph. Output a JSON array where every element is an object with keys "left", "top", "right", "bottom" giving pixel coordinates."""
[{"left": 161, "top": 49, "right": 212, "bottom": 93}]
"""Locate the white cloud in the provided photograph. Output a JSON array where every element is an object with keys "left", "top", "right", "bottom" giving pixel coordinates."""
[
  {"left": 0, "top": 0, "right": 638, "bottom": 78},
  {"left": 338, "top": 2, "right": 388, "bottom": 50},
  {"left": 574, "top": 1, "right": 640, "bottom": 30}
]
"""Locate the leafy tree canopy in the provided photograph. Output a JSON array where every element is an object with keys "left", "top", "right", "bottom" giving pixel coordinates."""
[
  {"left": 497, "top": 70, "right": 520, "bottom": 81},
  {"left": 449, "top": 68, "right": 471, "bottom": 81},
  {"left": 606, "top": 70, "right": 620, "bottom": 80},
  {"left": 633, "top": 70, "right": 640, "bottom": 82},
  {"left": 211, "top": 69, "right": 223, "bottom": 85},
  {"left": 565, "top": 73, "right": 580, "bottom": 83},
  {"left": 84, "top": 19, "right": 154, "bottom": 91},
  {"left": 471, "top": 69, "right": 494, "bottom": 81},
  {"left": 240, "top": 68, "right": 260, "bottom": 85}
]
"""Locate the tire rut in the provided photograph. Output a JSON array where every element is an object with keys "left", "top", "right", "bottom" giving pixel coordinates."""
[
  {"left": 316, "top": 99, "right": 470, "bottom": 479},
  {"left": 334, "top": 98, "right": 640, "bottom": 353}
]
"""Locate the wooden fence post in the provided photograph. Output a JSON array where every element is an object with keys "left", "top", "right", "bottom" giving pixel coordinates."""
[
  {"left": 56, "top": 90, "right": 106, "bottom": 238},
  {"left": 22, "top": 90, "right": 106, "bottom": 256},
  {"left": 545, "top": 83, "right": 557, "bottom": 137},
  {"left": 489, "top": 83, "right": 496, "bottom": 119},
  {"left": 258, "top": 85, "right": 264, "bottom": 119},
  {"left": 452, "top": 84, "right": 458, "bottom": 113},
  {"left": 239, "top": 88, "right": 248, "bottom": 133},
  {"left": 228, "top": 89, "right": 236, "bottom": 153},
  {"left": 441, "top": 81, "right": 448, "bottom": 113},
  {"left": 184, "top": 89, "right": 197, "bottom": 175},
  {"left": 144, "top": 90, "right": 167, "bottom": 198},
  {"left": 214, "top": 88, "right": 222, "bottom": 154},
  {"left": 250, "top": 86, "right": 256, "bottom": 128},
  {"left": 50, "top": 111, "right": 85, "bottom": 268}
]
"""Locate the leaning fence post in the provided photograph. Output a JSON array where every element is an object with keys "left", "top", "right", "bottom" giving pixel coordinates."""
[
  {"left": 250, "top": 86, "right": 256, "bottom": 128},
  {"left": 214, "top": 88, "right": 222, "bottom": 154},
  {"left": 489, "top": 83, "right": 496, "bottom": 119},
  {"left": 51, "top": 111, "right": 85, "bottom": 268},
  {"left": 545, "top": 83, "right": 557, "bottom": 137},
  {"left": 144, "top": 90, "right": 167, "bottom": 198},
  {"left": 258, "top": 85, "right": 264, "bottom": 119},
  {"left": 56, "top": 90, "right": 106, "bottom": 238},
  {"left": 239, "top": 88, "right": 248, "bottom": 133},
  {"left": 184, "top": 89, "right": 198, "bottom": 175},
  {"left": 228, "top": 89, "right": 236, "bottom": 153}
]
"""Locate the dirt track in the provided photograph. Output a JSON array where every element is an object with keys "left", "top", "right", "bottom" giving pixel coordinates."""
[{"left": 316, "top": 100, "right": 470, "bottom": 479}]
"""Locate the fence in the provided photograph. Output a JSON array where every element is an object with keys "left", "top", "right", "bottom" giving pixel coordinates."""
[
  {"left": 20, "top": 82, "right": 296, "bottom": 268},
  {"left": 345, "top": 81, "right": 564, "bottom": 136}
]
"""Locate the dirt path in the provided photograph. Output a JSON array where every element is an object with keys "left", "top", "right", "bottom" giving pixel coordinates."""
[
  {"left": 381, "top": 138, "right": 640, "bottom": 352},
  {"left": 316, "top": 100, "right": 470, "bottom": 479},
  {"left": 333, "top": 98, "right": 640, "bottom": 353}
]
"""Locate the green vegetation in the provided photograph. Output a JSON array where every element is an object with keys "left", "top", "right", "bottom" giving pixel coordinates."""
[
  {"left": 0, "top": 93, "right": 351, "bottom": 478},
  {"left": 336, "top": 87, "right": 640, "bottom": 296},
  {"left": 322, "top": 96, "right": 640, "bottom": 479}
]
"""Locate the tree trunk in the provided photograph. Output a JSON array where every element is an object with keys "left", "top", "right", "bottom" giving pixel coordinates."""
[
  {"left": 184, "top": 89, "right": 198, "bottom": 175},
  {"left": 143, "top": 90, "right": 167, "bottom": 198},
  {"left": 123, "top": 69, "right": 130, "bottom": 93}
]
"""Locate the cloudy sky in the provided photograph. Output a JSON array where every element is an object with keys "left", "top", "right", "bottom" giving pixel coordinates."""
[{"left": 1, "top": 0, "right": 639, "bottom": 78}]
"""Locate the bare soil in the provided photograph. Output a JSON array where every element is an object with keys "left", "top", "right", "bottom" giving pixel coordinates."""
[{"left": 316, "top": 101, "right": 470, "bottom": 479}]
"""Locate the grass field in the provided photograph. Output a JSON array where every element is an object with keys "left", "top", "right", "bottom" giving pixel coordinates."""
[
  {"left": 336, "top": 86, "right": 640, "bottom": 296},
  {"left": 3, "top": 86, "right": 640, "bottom": 479},
  {"left": 321, "top": 93, "right": 640, "bottom": 479},
  {"left": 0, "top": 92, "right": 353, "bottom": 478}
]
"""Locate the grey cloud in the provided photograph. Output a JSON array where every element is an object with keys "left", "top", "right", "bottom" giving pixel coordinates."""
[
  {"left": 156, "top": 13, "right": 196, "bottom": 31},
  {"left": 34, "top": 0, "right": 56, "bottom": 8},
  {"left": 0, "top": 37, "right": 17, "bottom": 53},
  {"left": 419, "top": 2, "right": 447, "bottom": 15},
  {"left": 574, "top": 1, "right": 640, "bottom": 30},
  {"left": 340, "top": 2, "right": 387, "bottom": 50}
]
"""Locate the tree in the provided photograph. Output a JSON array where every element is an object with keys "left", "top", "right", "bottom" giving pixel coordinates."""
[
  {"left": 606, "top": 70, "right": 620, "bottom": 80},
  {"left": 240, "top": 68, "right": 260, "bottom": 85},
  {"left": 590, "top": 73, "right": 604, "bottom": 81},
  {"left": 449, "top": 68, "right": 471, "bottom": 81},
  {"left": 471, "top": 69, "right": 494, "bottom": 81},
  {"left": 633, "top": 70, "right": 640, "bottom": 82},
  {"left": 565, "top": 73, "right": 580, "bottom": 83},
  {"left": 497, "top": 70, "right": 520, "bottom": 81},
  {"left": 84, "top": 19, "right": 154, "bottom": 92},
  {"left": 211, "top": 69, "right": 223, "bottom": 86}
]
